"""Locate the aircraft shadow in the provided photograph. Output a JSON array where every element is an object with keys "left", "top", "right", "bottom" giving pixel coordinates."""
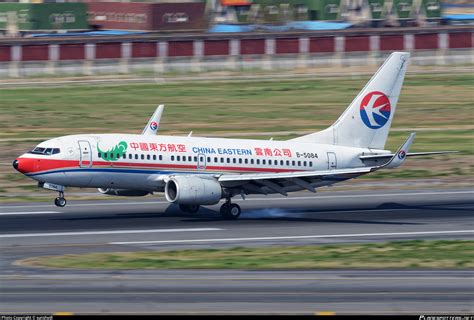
[{"left": 54, "top": 201, "right": 473, "bottom": 225}]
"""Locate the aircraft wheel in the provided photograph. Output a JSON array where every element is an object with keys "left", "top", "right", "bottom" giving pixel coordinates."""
[
  {"left": 221, "top": 203, "right": 241, "bottom": 220},
  {"left": 54, "top": 197, "right": 66, "bottom": 207},
  {"left": 179, "top": 204, "right": 200, "bottom": 214}
]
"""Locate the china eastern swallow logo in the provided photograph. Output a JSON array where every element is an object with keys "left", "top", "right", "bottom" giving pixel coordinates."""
[
  {"left": 360, "top": 91, "right": 391, "bottom": 129},
  {"left": 398, "top": 150, "right": 406, "bottom": 159},
  {"left": 150, "top": 121, "right": 158, "bottom": 131}
]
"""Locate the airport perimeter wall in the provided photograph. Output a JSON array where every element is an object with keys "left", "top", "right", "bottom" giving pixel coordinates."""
[{"left": 0, "top": 26, "right": 472, "bottom": 77}]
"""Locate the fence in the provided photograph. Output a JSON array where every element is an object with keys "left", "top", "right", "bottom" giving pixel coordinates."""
[{"left": 0, "top": 26, "right": 472, "bottom": 77}]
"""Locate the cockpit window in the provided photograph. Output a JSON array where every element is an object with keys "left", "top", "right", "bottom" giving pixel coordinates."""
[
  {"left": 29, "top": 147, "right": 60, "bottom": 155},
  {"left": 30, "top": 147, "right": 45, "bottom": 154}
]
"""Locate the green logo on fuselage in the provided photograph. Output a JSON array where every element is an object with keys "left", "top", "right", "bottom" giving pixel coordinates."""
[{"left": 97, "top": 141, "right": 127, "bottom": 162}]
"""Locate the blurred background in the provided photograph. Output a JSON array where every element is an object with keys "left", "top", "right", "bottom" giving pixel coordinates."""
[{"left": 0, "top": 0, "right": 472, "bottom": 76}]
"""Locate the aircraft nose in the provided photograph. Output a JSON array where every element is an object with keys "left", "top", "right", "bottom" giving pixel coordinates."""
[{"left": 12, "top": 159, "right": 19, "bottom": 171}]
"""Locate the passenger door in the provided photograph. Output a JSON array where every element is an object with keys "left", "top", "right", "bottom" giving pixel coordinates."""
[
  {"left": 78, "top": 140, "right": 92, "bottom": 168},
  {"left": 327, "top": 152, "right": 337, "bottom": 170}
]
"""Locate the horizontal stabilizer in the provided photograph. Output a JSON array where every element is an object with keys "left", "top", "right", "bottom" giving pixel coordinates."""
[{"left": 361, "top": 150, "right": 458, "bottom": 161}]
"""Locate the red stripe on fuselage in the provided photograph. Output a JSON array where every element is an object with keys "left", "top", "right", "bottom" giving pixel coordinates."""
[{"left": 19, "top": 157, "right": 304, "bottom": 174}]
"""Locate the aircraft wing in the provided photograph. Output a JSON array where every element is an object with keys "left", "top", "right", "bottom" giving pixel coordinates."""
[
  {"left": 217, "top": 133, "right": 417, "bottom": 195},
  {"left": 218, "top": 167, "right": 372, "bottom": 195}
]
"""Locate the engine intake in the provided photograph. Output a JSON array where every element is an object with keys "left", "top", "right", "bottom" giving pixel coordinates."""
[
  {"left": 165, "top": 176, "right": 222, "bottom": 205},
  {"left": 98, "top": 188, "right": 150, "bottom": 197}
]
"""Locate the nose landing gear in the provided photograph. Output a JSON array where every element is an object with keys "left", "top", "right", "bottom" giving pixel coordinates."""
[{"left": 54, "top": 191, "right": 67, "bottom": 207}]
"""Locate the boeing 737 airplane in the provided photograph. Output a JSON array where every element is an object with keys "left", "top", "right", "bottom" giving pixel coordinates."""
[{"left": 12, "top": 52, "right": 455, "bottom": 219}]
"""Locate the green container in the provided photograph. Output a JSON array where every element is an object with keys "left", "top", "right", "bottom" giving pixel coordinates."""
[
  {"left": 421, "top": 0, "right": 441, "bottom": 19},
  {"left": 392, "top": 0, "right": 414, "bottom": 19},
  {"left": 307, "top": 0, "right": 341, "bottom": 21},
  {"left": 250, "top": 0, "right": 340, "bottom": 22},
  {"left": 368, "top": 0, "right": 386, "bottom": 20},
  {"left": 0, "top": 3, "right": 88, "bottom": 31}
]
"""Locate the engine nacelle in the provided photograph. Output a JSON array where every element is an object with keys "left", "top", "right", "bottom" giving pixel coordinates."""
[
  {"left": 165, "top": 176, "right": 222, "bottom": 205},
  {"left": 98, "top": 188, "right": 150, "bottom": 197}
]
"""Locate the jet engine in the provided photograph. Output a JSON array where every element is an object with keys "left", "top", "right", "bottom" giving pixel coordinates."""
[
  {"left": 98, "top": 188, "right": 150, "bottom": 197},
  {"left": 165, "top": 176, "right": 222, "bottom": 205}
]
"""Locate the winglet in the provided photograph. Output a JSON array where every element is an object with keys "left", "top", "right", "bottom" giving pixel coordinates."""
[
  {"left": 375, "top": 132, "right": 416, "bottom": 170},
  {"left": 142, "top": 105, "right": 164, "bottom": 135}
]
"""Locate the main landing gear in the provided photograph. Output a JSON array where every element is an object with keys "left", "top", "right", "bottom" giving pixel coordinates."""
[
  {"left": 220, "top": 199, "right": 241, "bottom": 220},
  {"left": 54, "top": 191, "right": 67, "bottom": 207}
]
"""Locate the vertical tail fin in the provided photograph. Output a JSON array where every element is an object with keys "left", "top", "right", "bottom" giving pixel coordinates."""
[{"left": 291, "top": 52, "right": 410, "bottom": 150}]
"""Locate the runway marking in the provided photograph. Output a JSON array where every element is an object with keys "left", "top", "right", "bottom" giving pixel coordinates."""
[
  {"left": 1, "top": 190, "right": 472, "bottom": 210},
  {"left": 0, "top": 228, "right": 223, "bottom": 239},
  {"left": 110, "top": 230, "right": 474, "bottom": 245},
  {"left": 0, "top": 211, "right": 60, "bottom": 216},
  {"left": 3, "top": 291, "right": 473, "bottom": 296}
]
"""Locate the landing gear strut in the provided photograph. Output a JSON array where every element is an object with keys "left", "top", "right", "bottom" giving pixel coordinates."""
[
  {"left": 220, "top": 199, "right": 241, "bottom": 220},
  {"left": 54, "top": 191, "right": 67, "bottom": 207}
]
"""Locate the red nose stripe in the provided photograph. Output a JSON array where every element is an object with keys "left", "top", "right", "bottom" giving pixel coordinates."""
[{"left": 17, "top": 158, "right": 79, "bottom": 174}]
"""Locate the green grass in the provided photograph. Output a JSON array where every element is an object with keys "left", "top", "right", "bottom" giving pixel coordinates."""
[
  {"left": 19, "top": 240, "right": 474, "bottom": 270},
  {"left": 1, "top": 73, "right": 473, "bottom": 201}
]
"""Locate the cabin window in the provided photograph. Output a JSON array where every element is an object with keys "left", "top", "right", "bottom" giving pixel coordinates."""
[
  {"left": 257, "top": 159, "right": 260, "bottom": 165},
  {"left": 135, "top": 154, "right": 138, "bottom": 160},
  {"left": 286, "top": 160, "right": 290, "bottom": 166},
  {"left": 269, "top": 160, "right": 272, "bottom": 165},
  {"left": 262, "top": 160, "right": 266, "bottom": 165},
  {"left": 129, "top": 154, "right": 132, "bottom": 160},
  {"left": 292, "top": 160, "right": 295, "bottom": 166},
  {"left": 309, "top": 161, "right": 313, "bottom": 167},
  {"left": 221, "top": 157, "right": 224, "bottom": 163},
  {"left": 98, "top": 153, "right": 102, "bottom": 158},
  {"left": 239, "top": 158, "right": 242, "bottom": 164},
  {"left": 153, "top": 155, "right": 156, "bottom": 160},
  {"left": 159, "top": 155, "right": 163, "bottom": 161},
  {"left": 194, "top": 156, "right": 197, "bottom": 162},
  {"left": 244, "top": 159, "right": 248, "bottom": 164},
  {"left": 250, "top": 159, "right": 254, "bottom": 165},
  {"left": 177, "top": 156, "right": 181, "bottom": 161},
  {"left": 298, "top": 161, "right": 301, "bottom": 166},
  {"left": 147, "top": 155, "right": 150, "bottom": 160},
  {"left": 280, "top": 160, "right": 283, "bottom": 166},
  {"left": 207, "top": 157, "right": 211, "bottom": 163},
  {"left": 303, "top": 161, "right": 307, "bottom": 166},
  {"left": 188, "top": 156, "right": 192, "bottom": 161},
  {"left": 233, "top": 158, "right": 236, "bottom": 164},
  {"left": 171, "top": 155, "right": 175, "bottom": 161},
  {"left": 104, "top": 153, "right": 108, "bottom": 159},
  {"left": 227, "top": 158, "right": 230, "bottom": 163}
]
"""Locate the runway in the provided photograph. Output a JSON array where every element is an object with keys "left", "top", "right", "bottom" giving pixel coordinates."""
[{"left": 0, "top": 188, "right": 473, "bottom": 314}]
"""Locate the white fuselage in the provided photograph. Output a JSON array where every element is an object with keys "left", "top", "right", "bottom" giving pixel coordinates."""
[{"left": 17, "top": 133, "right": 377, "bottom": 193}]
